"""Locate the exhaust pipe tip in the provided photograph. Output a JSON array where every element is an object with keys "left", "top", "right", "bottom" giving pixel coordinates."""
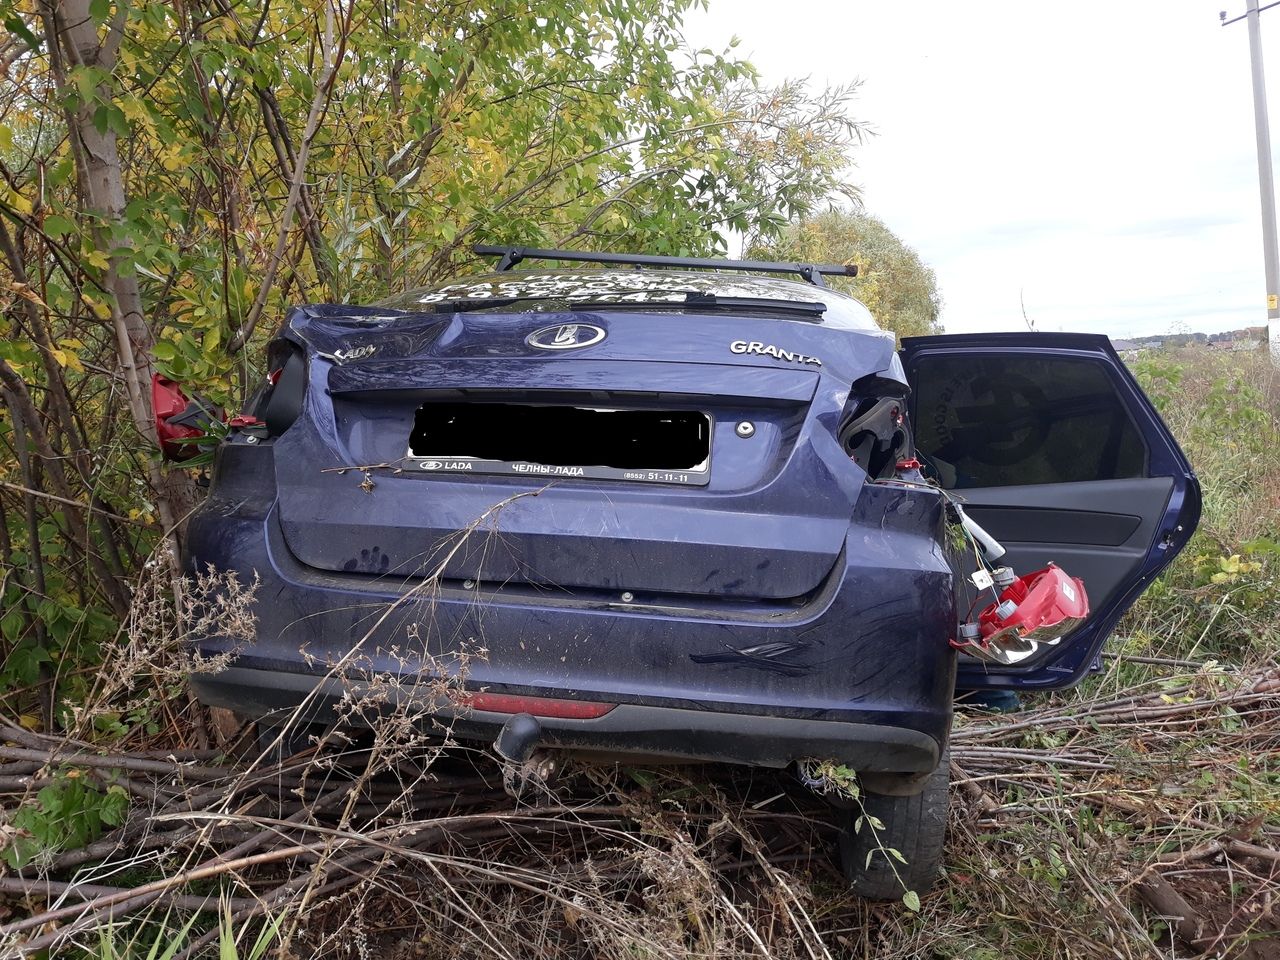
[{"left": 494, "top": 712, "right": 542, "bottom": 763}]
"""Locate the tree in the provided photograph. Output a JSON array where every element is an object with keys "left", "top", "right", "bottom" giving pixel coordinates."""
[
  {"left": 0, "top": 0, "right": 867, "bottom": 702},
  {"left": 750, "top": 209, "right": 942, "bottom": 338}
]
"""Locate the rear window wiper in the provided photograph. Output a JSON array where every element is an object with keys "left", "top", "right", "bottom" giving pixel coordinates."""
[{"left": 420, "top": 293, "right": 826, "bottom": 319}]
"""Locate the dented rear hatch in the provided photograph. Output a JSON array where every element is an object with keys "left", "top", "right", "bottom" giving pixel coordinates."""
[{"left": 269, "top": 274, "right": 899, "bottom": 600}]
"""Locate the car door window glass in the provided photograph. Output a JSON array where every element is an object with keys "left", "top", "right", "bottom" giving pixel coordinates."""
[{"left": 912, "top": 354, "right": 1147, "bottom": 489}]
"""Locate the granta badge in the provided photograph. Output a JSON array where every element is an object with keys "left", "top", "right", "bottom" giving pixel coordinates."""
[
  {"left": 730, "top": 340, "right": 821, "bottom": 366},
  {"left": 526, "top": 323, "right": 607, "bottom": 351}
]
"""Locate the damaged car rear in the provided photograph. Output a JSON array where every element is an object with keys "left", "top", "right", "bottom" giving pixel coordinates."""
[{"left": 182, "top": 246, "right": 1200, "bottom": 898}]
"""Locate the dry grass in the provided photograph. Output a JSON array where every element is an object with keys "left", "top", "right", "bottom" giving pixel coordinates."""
[{"left": 1, "top": 658, "right": 1275, "bottom": 959}]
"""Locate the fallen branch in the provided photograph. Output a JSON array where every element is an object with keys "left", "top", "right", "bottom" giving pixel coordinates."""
[
  {"left": 0, "top": 877, "right": 256, "bottom": 913},
  {"left": 1133, "top": 872, "right": 1212, "bottom": 953}
]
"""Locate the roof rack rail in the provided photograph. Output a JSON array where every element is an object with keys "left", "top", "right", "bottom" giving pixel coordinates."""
[{"left": 473, "top": 244, "right": 857, "bottom": 288}]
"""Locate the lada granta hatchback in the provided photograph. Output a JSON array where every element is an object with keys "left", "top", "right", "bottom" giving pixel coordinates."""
[{"left": 181, "top": 246, "right": 1200, "bottom": 897}]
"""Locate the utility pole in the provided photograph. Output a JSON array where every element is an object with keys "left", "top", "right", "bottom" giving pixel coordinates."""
[{"left": 1224, "top": 0, "right": 1280, "bottom": 363}]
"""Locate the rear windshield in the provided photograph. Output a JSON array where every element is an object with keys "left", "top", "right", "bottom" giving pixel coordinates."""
[{"left": 377, "top": 269, "right": 879, "bottom": 331}]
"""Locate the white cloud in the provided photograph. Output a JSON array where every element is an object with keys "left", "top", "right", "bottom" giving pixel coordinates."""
[{"left": 686, "top": 0, "right": 1278, "bottom": 336}]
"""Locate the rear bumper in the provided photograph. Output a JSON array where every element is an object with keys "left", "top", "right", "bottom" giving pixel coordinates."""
[
  {"left": 185, "top": 440, "right": 958, "bottom": 774},
  {"left": 190, "top": 666, "right": 940, "bottom": 771}
]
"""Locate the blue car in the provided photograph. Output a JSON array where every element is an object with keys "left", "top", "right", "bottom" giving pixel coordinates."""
[{"left": 184, "top": 246, "right": 1200, "bottom": 897}]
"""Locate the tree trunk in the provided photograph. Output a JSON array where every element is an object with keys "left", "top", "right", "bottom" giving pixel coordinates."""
[{"left": 41, "top": 0, "right": 197, "bottom": 563}]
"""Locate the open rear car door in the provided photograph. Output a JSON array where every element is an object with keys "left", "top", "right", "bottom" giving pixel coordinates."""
[{"left": 900, "top": 333, "right": 1201, "bottom": 690}]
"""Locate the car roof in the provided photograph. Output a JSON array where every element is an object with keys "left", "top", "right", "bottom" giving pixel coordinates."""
[{"left": 377, "top": 268, "right": 880, "bottom": 331}]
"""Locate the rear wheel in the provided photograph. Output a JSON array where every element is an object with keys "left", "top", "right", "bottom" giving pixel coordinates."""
[{"left": 836, "top": 745, "right": 950, "bottom": 900}]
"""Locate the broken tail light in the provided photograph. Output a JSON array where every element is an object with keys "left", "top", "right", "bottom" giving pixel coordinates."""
[
  {"left": 839, "top": 384, "right": 910, "bottom": 480},
  {"left": 243, "top": 342, "right": 306, "bottom": 436},
  {"left": 152, "top": 375, "right": 223, "bottom": 461},
  {"left": 954, "top": 563, "right": 1090, "bottom": 666}
]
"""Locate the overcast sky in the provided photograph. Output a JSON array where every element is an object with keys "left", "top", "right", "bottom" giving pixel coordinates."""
[{"left": 685, "top": 1, "right": 1278, "bottom": 337}]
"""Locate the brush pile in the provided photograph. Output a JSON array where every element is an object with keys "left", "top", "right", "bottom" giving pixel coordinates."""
[{"left": 0, "top": 656, "right": 1276, "bottom": 959}]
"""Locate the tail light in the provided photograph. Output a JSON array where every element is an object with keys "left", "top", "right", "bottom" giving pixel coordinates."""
[
  {"left": 151, "top": 374, "right": 223, "bottom": 461},
  {"left": 953, "top": 563, "right": 1090, "bottom": 665},
  {"left": 246, "top": 342, "right": 306, "bottom": 436}
]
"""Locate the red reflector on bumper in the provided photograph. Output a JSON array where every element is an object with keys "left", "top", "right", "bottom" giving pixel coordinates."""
[{"left": 461, "top": 692, "right": 616, "bottom": 720}]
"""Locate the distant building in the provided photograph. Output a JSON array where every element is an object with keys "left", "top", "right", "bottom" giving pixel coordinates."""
[{"left": 1111, "top": 339, "right": 1139, "bottom": 353}]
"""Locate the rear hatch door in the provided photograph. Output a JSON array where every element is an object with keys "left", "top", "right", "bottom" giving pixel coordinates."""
[{"left": 271, "top": 307, "right": 897, "bottom": 600}]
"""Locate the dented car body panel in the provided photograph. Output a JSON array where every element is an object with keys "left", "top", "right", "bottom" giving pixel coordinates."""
[
  {"left": 188, "top": 438, "right": 955, "bottom": 770},
  {"left": 185, "top": 267, "right": 1199, "bottom": 776}
]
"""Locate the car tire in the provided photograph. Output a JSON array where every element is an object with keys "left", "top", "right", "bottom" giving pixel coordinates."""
[{"left": 836, "top": 744, "right": 950, "bottom": 900}]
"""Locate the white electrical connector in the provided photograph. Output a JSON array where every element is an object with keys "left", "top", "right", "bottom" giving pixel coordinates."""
[
  {"left": 952, "top": 503, "right": 1007, "bottom": 563},
  {"left": 970, "top": 569, "right": 994, "bottom": 590}
]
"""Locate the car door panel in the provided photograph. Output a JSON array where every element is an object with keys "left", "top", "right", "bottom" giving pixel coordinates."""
[
  {"left": 900, "top": 333, "right": 1200, "bottom": 690},
  {"left": 961, "top": 476, "right": 1173, "bottom": 604}
]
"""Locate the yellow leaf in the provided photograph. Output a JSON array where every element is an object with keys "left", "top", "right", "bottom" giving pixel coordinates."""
[
  {"left": 18, "top": 714, "right": 40, "bottom": 731},
  {"left": 84, "top": 248, "right": 111, "bottom": 271},
  {"left": 5, "top": 186, "right": 33, "bottom": 215},
  {"left": 119, "top": 99, "right": 150, "bottom": 123},
  {"left": 8, "top": 281, "right": 47, "bottom": 308},
  {"left": 82, "top": 296, "right": 112, "bottom": 320}
]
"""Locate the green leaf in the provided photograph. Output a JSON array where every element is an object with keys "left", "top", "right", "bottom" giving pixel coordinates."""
[
  {"left": 73, "top": 66, "right": 102, "bottom": 106},
  {"left": 6, "top": 643, "right": 51, "bottom": 686},
  {"left": 89, "top": 0, "right": 111, "bottom": 23},
  {"left": 43, "top": 215, "right": 76, "bottom": 239},
  {"left": 902, "top": 890, "right": 921, "bottom": 912},
  {"left": 47, "top": 154, "right": 76, "bottom": 188},
  {"left": 101, "top": 785, "right": 129, "bottom": 826},
  {"left": 2, "top": 13, "right": 40, "bottom": 51},
  {"left": 106, "top": 105, "right": 130, "bottom": 138}
]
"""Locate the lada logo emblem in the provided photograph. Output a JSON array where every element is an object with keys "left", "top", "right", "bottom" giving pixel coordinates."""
[
  {"left": 526, "top": 323, "right": 606, "bottom": 351},
  {"left": 331, "top": 344, "right": 377, "bottom": 362}
]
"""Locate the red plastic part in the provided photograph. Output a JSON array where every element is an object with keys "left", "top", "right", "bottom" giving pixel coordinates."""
[
  {"left": 977, "top": 563, "right": 1089, "bottom": 641},
  {"left": 460, "top": 691, "right": 616, "bottom": 720},
  {"left": 227, "top": 415, "right": 262, "bottom": 428},
  {"left": 151, "top": 374, "right": 202, "bottom": 461}
]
